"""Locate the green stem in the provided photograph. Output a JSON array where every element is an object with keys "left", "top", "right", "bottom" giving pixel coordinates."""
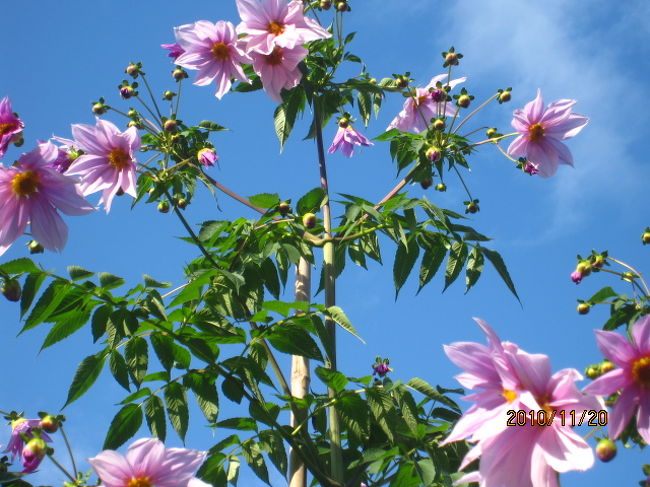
[
  {"left": 59, "top": 424, "right": 78, "bottom": 479},
  {"left": 136, "top": 95, "right": 162, "bottom": 129},
  {"left": 608, "top": 257, "right": 650, "bottom": 296},
  {"left": 139, "top": 72, "right": 164, "bottom": 123},
  {"left": 454, "top": 93, "right": 498, "bottom": 133},
  {"left": 314, "top": 102, "right": 344, "bottom": 483},
  {"left": 174, "top": 78, "right": 183, "bottom": 116},
  {"left": 452, "top": 165, "right": 473, "bottom": 201},
  {"left": 47, "top": 454, "right": 77, "bottom": 484}
]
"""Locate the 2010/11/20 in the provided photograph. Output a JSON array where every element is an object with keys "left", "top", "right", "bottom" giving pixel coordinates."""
[{"left": 506, "top": 409, "right": 608, "bottom": 427}]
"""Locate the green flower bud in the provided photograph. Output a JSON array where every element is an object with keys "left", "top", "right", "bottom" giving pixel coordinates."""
[
  {"left": 172, "top": 68, "right": 188, "bottom": 81},
  {"left": 435, "top": 182, "right": 447, "bottom": 192},
  {"left": 320, "top": 0, "right": 332, "bottom": 9},
  {"left": 157, "top": 201, "right": 170, "bottom": 213},
  {"left": 92, "top": 103, "right": 107, "bottom": 115},
  {"left": 445, "top": 52, "right": 458, "bottom": 66},
  {"left": 577, "top": 303, "right": 590, "bottom": 315},
  {"left": 1, "top": 279, "right": 21, "bottom": 302},
  {"left": 163, "top": 119, "right": 177, "bottom": 132},
  {"left": 278, "top": 202, "right": 291, "bottom": 216},
  {"left": 595, "top": 438, "right": 617, "bottom": 462},
  {"left": 126, "top": 63, "right": 140, "bottom": 78},
  {"left": 162, "top": 90, "right": 176, "bottom": 101},
  {"left": 433, "top": 118, "right": 446, "bottom": 131},
  {"left": 302, "top": 212, "right": 317, "bottom": 229},
  {"left": 499, "top": 90, "right": 511, "bottom": 103},
  {"left": 486, "top": 128, "right": 498, "bottom": 138},
  {"left": 457, "top": 94, "right": 471, "bottom": 108},
  {"left": 28, "top": 240, "right": 45, "bottom": 254},
  {"left": 642, "top": 232, "right": 650, "bottom": 245},
  {"left": 39, "top": 415, "right": 59, "bottom": 434},
  {"left": 600, "top": 360, "right": 615, "bottom": 374},
  {"left": 177, "top": 198, "right": 188, "bottom": 210}
]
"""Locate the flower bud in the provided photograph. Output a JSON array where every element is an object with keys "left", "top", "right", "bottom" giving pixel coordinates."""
[
  {"left": 23, "top": 438, "right": 47, "bottom": 460},
  {"left": 28, "top": 240, "right": 45, "bottom": 254},
  {"left": 177, "top": 198, "right": 188, "bottom": 210},
  {"left": 486, "top": 128, "right": 498, "bottom": 138},
  {"left": 430, "top": 89, "right": 445, "bottom": 102},
  {"left": 320, "top": 0, "right": 331, "bottom": 9},
  {"left": 499, "top": 90, "right": 511, "bottom": 103},
  {"left": 162, "top": 90, "right": 176, "bottom": 101},
  {"left": 120, "top": 86, "right": 135, "bottom": 99},
  {"left": 642, "top": 232, "right": 650, "bottom": 245},
  {"left": 302, "top": 212, "right": 317, "bottom": 229},
  {"left": 11, "top": 132, "right": 24, "bottom": 147},
  {"left": 445, "top": 52, "right": 458, "bottom": 66},
  {"left": 372, "top": 362, "right": 391, "bottom": 377},
  {"left": 1, "top": 279, "right": 21, "bottom": 302},
  {"left": 127, "top": 109, "right": 138, "bottom": 119},
  {"left": 585, "top": 365, "right": 600, "bottom": 379},
  {"left": 172, "top": 68, "right": 188, "bottom": 81},
  {"left": 157, "top": 201, "right": 170, "bottom": 213},
  {"left": 570, "top": 270, "right": 583, "bottom": 284},
  {"left": 577, "top": 303, "right": 590, "bottom": 315},
  {"left": 457, "top": 94, "right": 471, "bottom": 108},
  {"left": 595, "top": 438, "right": 617, "bottom": 462},
  {"left": 163, "top": 119, "right": 177, "bottom": 132},
  {"left": 336, "top": 1, "right": 347, "bottom": 11},
  {"left": 433, "top": 118, "right": 446, "bottom": 131},
  {"left": 337, "top": 117, "right": 349, "bottom": 129},
  {"left": 435, "top": 182, "right": 447, "bottom": 192},
  {"left": 125, "top": 63, "right": 140, "bottom": 78},
  {"left": 369, "top": 78, "right": 377, "bottom": 84},
  {"left": 278, "top": 202, "right": 291, "bottom": 216},
  {"left": 576, "top": 261, "right": 591, "bottom": 276},
  {"left": 92, "top": 103, "right": 107, "bottom": 115},
  {"left": 198, "top": 148, "right": 218, "bottom": 166},
  {"left": 592, "top": 254, "right": 605, "bottom": 268},
  {"left": 396, "top": 76, "right": 409, "bottom": 88},
  {"left": 420, "top": 178, "right": 432, "bottom": 190},
  {"left": 425, "top": 146, "right": 441, "bottom": 162},
  {"left": 39, "top": 415, "right": 59, "bottom": 434},
  {"left": 623, "top": 271, "right": 637, "bottom": 282},
  {"left": 465, "top": 201, "right": 479, "bottom": 214},
  {"left": 600, "top": 360, "right": 615, "bottom": 374}
]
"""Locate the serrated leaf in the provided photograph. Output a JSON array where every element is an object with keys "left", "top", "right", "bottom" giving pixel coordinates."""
[
  {"left": 41, "top": 307, "right": 91, "bottom": 349},
  {"left": 125, "top": 336, "right": 148, "bottom": 386},
  {"left": 103, "top": 404, "right": 143, "bottom": 449},
  {"left": 261, "top": 258, "right": 280, "bottom": 299},
  {"left": 91, "top": 305, "right": 111, "bottom": 342},
  {"left": 443, "top": 242, "right": 468, "bottom": 291},
  {"left": 267, "top": 324, "right": 323, "bottom": 361},
  {"left": 481, "top": 247, "right": 520, "bottom": 302},
  {"left": 227, "top": 456, "right": 240, "bottom": 485},
  {"left": 465, "top": 247, "right": 484, "bottom": 293},
  {"left": 315, "top": 366, "right": 348, "bottom": 392},
  {"left": 109, "top": 351, "right": 131, "bottom": 391},
  {"left": 394, "top": 238, "right": 420, "bottom": 296},
  {"left": 143, "top": 274, "right": 171, "bottom": 288},
  {"left": 65, "top": 352, "right": 107, "bottom": 407},
  {"left": 20, "top": 272, "right": 46, "bottom": 317},
  {"left": 0, "top": 257, "right": 39, "bottom": 274},
  {"left": 274, "top": 87, "right": 305, "bottom": 151},
  {"left": 357, "top": 90, "right": 372, "bottom": 126},
  {"left": 222, "top": 376, "right": 244, "bottom": 404},
  {"left": 258, "top": 430, "right": 287, "bottom": 476},
  {"left": 151, "top": 332, "right": 175, "bottom": 372},
  {"left": 99, "top": 272, "right": 125, "bottom": 290},
  {"left": 185, "top": 371, "right": 219, "bottom": 423},
  {"left": 296, "top": 187, "right": 327, "bottom": 214},
  {"left": 21, "top": 280, "right": 68, "bottom": 333},
  {"left": 418, "top": 241, "right": 446, "bottom": 293},
  {"left": 242, "top": 441, "right": 270, "bottom": 485},
  {"left": 165, "top": 382, "right": 189, "bottom": 441},
  {"left": 324, "top": 306, "right": 364, "bottom": 343},
  {"left": 248, "top": 193, "right": 280, "bottom": 209},
  {"left": 198, "top": 120, "right": 228, "bottom": 131},
  {"left": 144, "top": 395, "right": 167, "bottom": 441},
  {"left": 67, "top": 266, "right": 94, "bottom": 281}
]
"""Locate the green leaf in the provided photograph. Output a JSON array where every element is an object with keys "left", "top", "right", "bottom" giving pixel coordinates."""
[
  {"left": 65, "top": 351, "right": 107, "bottom": 407},
  {"left": 357, "top": 90, "right": 372, "bottom": 126},
  {"left": 418, "top": 239, "right": 446, "bottom": 293},
  {"left": 465, "top": 246, "right": 484, "bottom": 293},
  {"left": 261, "top": 258, "right": 280, "bottom": 299},
  {"left": 324, "top": 306, "right": 364, "bottom": 343},
  {"left": 99, "top": 272, "right": 125, "bottom": 290},
  {"left": 267, "top": 324, "right": 323, "bottom": 361},
  {"left": 109, "top": 351, "right": 131, "bottom": 391},
  {"left": 588, "top": 286, "right": 617, "bottom": 304},
  {"left": 222, "top": 376, "right": 245, "bottom": 404},
  {"left": 165, "top": 382, "right": 189, "bottom": 441},
  {"left": 91, "top": 305, "right": 112, "bottom": 342},
  {"left": 20, "top": 272, "right": 46, "bottom": 317},
  {"left": 185, "top": 371, "right": 219, "bottom": 422},
  {"left": 390, "top": 462, "right": 420, "bottom": 487},
  {"left": 198, "top": 120, "right": 228, "bottom": 132},
  {"left": 416, "top": 458, "right": 436, "bottom": 486},
  {"left": 481, "top": 247, "right": 520, "bottom": 302},
  {"left": 259, "top": 430, "right": 287, "bottom": 476},
  {"left": 0, "top": 257, "right": 39, "bottom": 274},
  {"left": 125, "top": 336, "right": 148, "bottom": 386},
  {"left": 393, "top": 238, "right": 420, "bottom": 296},
  {"left": 103, "top": 403, "right": 143, "bottom": 449},
  {"left": 67, "top": 266, "right": 94, "bottom": 281},
  {"left": 143, "top": 274, "right": 171, "bottom": 288},
  {"left": 248, "top": 193, "right": 280, "bottom": 209},
  {"left": 315, "top": 366, "right": 348, "bottom": 392},
  {"left": 41, "top": 307, "right": 91, "bottom": 349},
  {"left": 296, "top": 187, "right": 327, "bottom": 215},
  {"left": 335, "top": 393, "right": 369, "bottom": 442},
  {"left": 242, "top": 441, "right": 270, "bottom": 485},
  {"left": 443, "top": 242, "right": 468, "bottom": 291},
  {"left": 227, "top": 456, "right": 240, "bottom": 484},
  {"left": 274, "top": 87, "right": 305, "bottom": 150},
  {"left": 144, "top": 395, "right": 167, "bottom": 441},
  {"left": 21, "top": 280, "right": 68, "bottom": 333},
  {"left": 151, "top": 332, "right": 175, "bottom": 372}
]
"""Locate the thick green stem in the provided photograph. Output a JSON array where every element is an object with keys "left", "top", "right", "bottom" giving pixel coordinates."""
[{"left": 314, "top": 104, "right": 344, "bottom": 482}]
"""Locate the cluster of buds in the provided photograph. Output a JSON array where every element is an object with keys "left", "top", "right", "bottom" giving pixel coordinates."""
[
  {"left": 3, "top": 412, "right": 62, "bottom": 473},
  {"left": 585, "top": 360, "right": 615, "bottom": 380},
  {"left": 570, "top": 251, "right": 607, "bottom": 284},
  {"left": 441, "top": 47, "right": 463, "bottom": 68},
  {"left": 372, "top": 357, "right": 392, "bottom": 379}
]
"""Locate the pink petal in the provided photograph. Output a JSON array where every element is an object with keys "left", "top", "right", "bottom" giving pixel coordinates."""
[
  {"left": 631, "top": 315, "right": 650, "bottom": 352},
  {"left": 126, "top": 438, "right": 166, "bottom": 478},
  {"left": 636, "top": 391, "right": 650, "bottom": 443},
  {"left": 29, "top": 197, "right": 68, "bottom": 252},
  {"left": 594, "top": 330, "right": 636, "bottom": 367},
  {"left": 537, "top": 425, "right": 593, "bottom": 472},
  {"left": 507, "top": 135, "right": 528, "bottom": 157},
  {"left": 88, "top": 451, "right": 133, "bottom": 487},
  {"left": 608, "top": 385, "right": 640, "bottom": 440}
]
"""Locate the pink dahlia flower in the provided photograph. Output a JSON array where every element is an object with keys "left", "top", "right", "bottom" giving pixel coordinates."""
[
  {"left": 0, "top": 142, "right": 94, "bottom": 256},
  {"left": 174, "top": 21, "right": 251, "bottom": 100},
  {"left": 66, "top": 118, "right": 140, "bottom": 213},
  {"left": 236, "top": 0, "right": 330, "bottom": 55},
  {"left": 88, "top": 438, "right": 208, "bottom": 487},
  {"left": 161, "top": 43, "right": 185, "bottom": 59},
  {"left": 508, "top": 90, "right": 588, "bottom": 178},
  {"left": 197, "top": 148, "right": 218, "bottom": 166},
  {"left": 250, "top": 45, "right": 307, "bottom": 103},
  {"left": 3, "top": 418, "right": 52, "bottom": 461},
  {"left": 328, "top": 123, "right": 373, "bottom": 158},
  {"left": 0, "top": 97, "right": 25, "bottom": 158},
  {"left": 387, "top": 74, "right": 466, "bottom": 133},
  {"left": 21, "top": 438, "right": 47, "bottom": 473},
  {"left": 445, "top": 319, "right": 602, "bottom": 487},
  {"left": 583, "top": 315, "right": 650, "bottom": 443}
]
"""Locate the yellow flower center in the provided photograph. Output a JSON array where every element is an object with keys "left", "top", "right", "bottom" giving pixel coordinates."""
[
  {"left": 11, "top": 418, "right": 27, "bottom": 430},
  {"left": 502, "top": 388, "right": 517, "bottom": 403},
  {"left": 211, "top": 42, "right": 230, "bottom": 61},
  {"left": 126, "top": 477, "right": 152, "bottom": 487},
  {"left": 11, "top": 171, "right": 40, "bottom": 197},
  {"left": 0, "top": 122, "right": 18, "bottom": 135},
  {"left": 528, "top": 123, "right": 545, "bottom": 142},
  {"left": 267, "top": 21, "right": 285, "bottom": 35},
  {"left": 108, "top": 148, "right": 131, "bottom": 170},
  {"left": 631, "top": 356, "right": 650, "bottom": 387},
  {"left": 415, "top": 94, "right": 429, "bottom": 106},
  {"left": 266, "top": 47, "right": 284, "bottom": 66}
]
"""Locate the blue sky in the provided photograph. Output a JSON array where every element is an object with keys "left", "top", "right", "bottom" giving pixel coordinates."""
[{"left": 2, "top": 0, "right": 649, "bottom": 486}]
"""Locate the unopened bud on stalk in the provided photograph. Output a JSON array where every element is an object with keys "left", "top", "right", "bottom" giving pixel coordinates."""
[
  {"left": 162, "top": 91, "right": 176, "bottom": 101},
  {"left": 445, "top": 52, "right": 458, "bottom": 65},
  {"left": 172, "top": 68, "right": 188, "bottom": 81},
  {"left": 595, "top": 438, "right": 617, "bottom": 462},
  {"left": 336, "top": 1, "right": 347, "bottom": 11},
  {"left": 163, "top": 119, "right": 177, "bottom": 132},
  {"left": 28, "top": 240, "right": 44, "bottom": 254},
  {"left": 499, "top": 90, "right": 511, "bottom": 103},
  {"left": 125, "top": 63, "right": 140, "bottom": 78},
  {"left": 177, "top": 199, "right": 188, "bottom": 210},
  {"left": 457, "top": 94, "right": 471, "bottom": 108},
  {"left": 435, "top": 182, "right": 447, "bottom": 192},
  {"left": 425, "top": 146, "right": 442, "bottom": 162},
  {"left": 337, "top": 117, "right": 349, "bottom": 129},
  {"left": 486, "top": 128, "right": 498, "bottom": 138},
  {"left": 120, "top": 86, "right": 135, "bottom": 99},
  {"left": 1, "top": 279, "right": 21, "bottom": 302},
  {"left": 433, "top": 118, "right": 446, "bottom": 131},
  {"left": 157, "top": 201, "right": 170, "bottom": 213},
  {"left": 92, "top": 103, "right": 107, "bottom": 115},
  {"left": 600, "top": 360, "right": 615, "bottom": 374},
  {"left": 278, "top": 202, "right": 291, "bottom": 215},
  {"left": 642, "top": 232, "right": 650, "bottom": 245},
  {"left": 39, "top": 415, "right": 59, "bottom": 434},
  {"left": 302, "top": 213, "right": 317, "bottom": 229},
  {"left": 127, "top": 109, "right": 138, "bottom": 119},
  {"left": 577, "top": 303, "right": 590, "bottom": 315},
  {"left": 320, "top": 0, "right": 331, "bottom": 9}
]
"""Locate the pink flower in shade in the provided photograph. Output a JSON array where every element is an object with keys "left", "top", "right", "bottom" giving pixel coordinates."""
[
  {"left": 174, "top": 21, "right": 251, "bottom": 100},
  {"left": 328, "top": 122, "right": 373, "bottom": 158},
  {"left": 65, "top": 118, "right": 140, "bottom": 213},
  {"left": 250, "top": 45, "right": 307, "bottom": 103},
  {"left": 0, "top": 143, "right": 94, "bottom": 256},
  {"left": 236, "top": 0, "right": 330, "bottom": 55},
  {"left": 161, "top": 43, "right": 185, "bottom": 59},
  {"left": 197, "top": 148, "right": 218, "bottom": 167},
  {"left": 3, "top": 419, "right": 52, "bottom": 462},
  {"left": 88, "top": 438, "right": 209, "bottom": 487},
  {"left": 387, "top": 74, "right": 466, "bottom": 133},
  {"left": 445, "top": 319, "right": 603, "bottom": 487},
  {"left": 508, "top": 90, "right": 589, "bottom": 178},
  {"left": 570, "top": 270, "right": 583, "bottom": 284},
  {"left": 0, "top": 97, "right": 25, "bottom": 158},
  {"left": 583, "top": 315, "right": 650, "bottom": 443}
]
